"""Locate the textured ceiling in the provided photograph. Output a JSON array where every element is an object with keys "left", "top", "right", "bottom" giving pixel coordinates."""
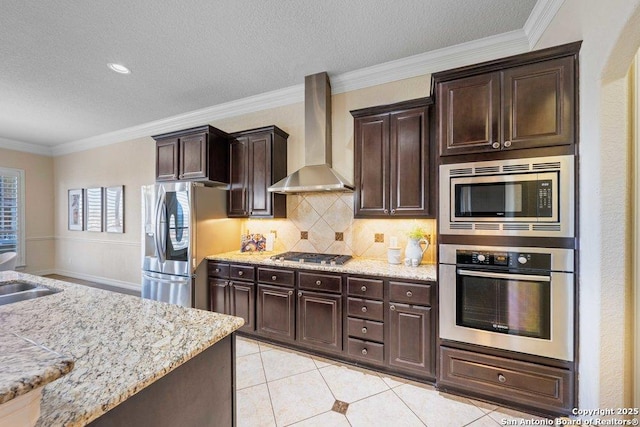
[{"left": 0, "top": 0, "right": 537, "bottom": 148}]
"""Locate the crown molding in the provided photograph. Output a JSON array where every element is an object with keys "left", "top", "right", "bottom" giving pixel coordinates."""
[
  {"left": 0, "top": 136, "right": 53, "bottom": 156},
  {"left": 53, "top": 30, "right": 530, "bottom": 157},
  {"left": 524, "top": 0, "right": 566, "bottom": 49}
]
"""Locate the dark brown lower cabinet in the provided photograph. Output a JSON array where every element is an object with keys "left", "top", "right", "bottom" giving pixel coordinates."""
[
  {"left": 439, "top": 346, "right": 574, "bottom": 415},
  {"left": 230, "top": 281, "right": 255, "bottom": 332},
  {"left": 256, "top": 283, "right": 295, "bottom": 342},
  {"left": 388, "top": 303, "right": 434, "bottom": 377},
  {"left": 296, "top": 291, "right": 342, "bottom": 352},
  {"left": 210, "top": 278, "right": 255, "bottom": 333}
]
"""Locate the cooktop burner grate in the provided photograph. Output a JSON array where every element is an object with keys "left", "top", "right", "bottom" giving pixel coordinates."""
[{"left": 270, "top": 251, "right": 352, "bottom": 265}]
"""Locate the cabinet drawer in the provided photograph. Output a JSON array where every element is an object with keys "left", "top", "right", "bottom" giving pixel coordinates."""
[
  {"left": 347, "top": 297, "right": 383, "bottom": 321},
  {"left": 230, "top": 264, "right": 255, "bottom": 281},
  {"left": 389, "top": 281, "right": 432, "bottom": 306},
  {"left": 347, "top": 338, "right": 384, "bottom": 363},
  {"left": 440, "top": 347, "right": 574, "bottom": 413},
  {"left": 258, "top": 267, "right": 295, "bottom": 287},
  {"left": 347, "top": 277, "right": 383, "bottom": 300},
  {"left": 347, "top": 317, "right": 383, "bottom": 342},
  {"left": 208, "top": 262, "right": 229, "bottom": 278},
  {"left": 299, "top": 272, "right": 342, "bottom": 293}
]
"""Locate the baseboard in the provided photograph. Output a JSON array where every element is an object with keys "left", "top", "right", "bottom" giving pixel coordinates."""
[{"left": 45, "top": 269, "right": 141, "bottom": 292}]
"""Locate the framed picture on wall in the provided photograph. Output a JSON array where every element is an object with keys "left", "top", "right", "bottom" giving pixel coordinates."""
[
  {"left": 105, "top": 185, "right": 124, "bottom": 233},
  {"left": 68, "top": 189, "right": 84, "bottom": 231},
  {"left": 85, "top": 187, "right": 103, "bottom": 232}
]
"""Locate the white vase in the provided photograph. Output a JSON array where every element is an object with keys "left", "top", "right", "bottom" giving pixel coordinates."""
[{"left": 405, "top": 237, "right": 429, "bottom": 264}]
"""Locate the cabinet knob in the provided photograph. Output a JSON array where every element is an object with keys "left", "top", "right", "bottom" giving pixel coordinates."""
[
  {"left": 390, "top": 209, "right": 396, "bottom": 215},
  {"left": 272, "top": 275, "right": 277, "bottom": 280},
  {"left": 503, "top": 140, "right": 512, "bottom": 148},
  {"left": 406, "top": 291, "right": 413, "bottom": 297},
  {"left": 361, "top": 327, "right": 367, "bottom": 334},
  {"left": 229, "top": 281, "right": 233, "bottom": 286},
  {"left": 361, "top": 306, "right": 367, "bottom": 313},
  {"left": 238, "top": 271, "right": 243, "bottom": 276},
  {"left": 498, "top": 374, "right": 506, "bottom": 383},
  {"left": 298, "top": 292, "right": 302, "bottom": 297},
  {"left": 215, "top": 268, "right": 220, "bottom": 273},
  {"left": 492, "top": 142, "right": 500, "bottom": 149},
  {"left": 390, "top": 304, "right": 396, "bottom": 311},
  {"left": 361, "top": 348, "right": 368, "bottom": 355},
  {"left": 361, "top": 286, "right": 367, "bottom": 292},
  {"left": 288, "top": 290, "right": 293, "bottom": 296},
  {"left": 316, "top": 280, "right": 322, "bottom": 286},
  {"left": 383, "top": 209, "right": 389, "bottom": 214}
]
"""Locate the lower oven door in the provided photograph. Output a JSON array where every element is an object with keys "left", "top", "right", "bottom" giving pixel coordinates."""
[{"left": 439, "top": 264, "right": 574, "bottom": 361}]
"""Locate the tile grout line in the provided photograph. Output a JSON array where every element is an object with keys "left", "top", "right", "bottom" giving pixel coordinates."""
[
  {"left": 387, "top": 385, "right": 428, "bottom": 427},
  {"left": 257, "top": 343, "right": 278, "bottom": 427}
]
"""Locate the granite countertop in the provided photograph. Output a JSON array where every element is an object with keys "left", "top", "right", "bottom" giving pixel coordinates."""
[
  {"left": 0, "top": 271, "right": 244, "bottom": 427},
  {"left": 0, "top": 330, "right": 74, "bottom": 405},
  {"left": 206, "top": 251, "right": 438, "bottom": 282}
]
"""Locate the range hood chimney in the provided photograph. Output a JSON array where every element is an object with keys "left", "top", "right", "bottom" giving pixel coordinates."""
[{"left": 268, "top": 72, "right": 354, "bottom": 194}]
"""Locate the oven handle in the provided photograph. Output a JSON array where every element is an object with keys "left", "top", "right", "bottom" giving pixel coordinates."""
[{"left": 457, "top": 269, "right": 551, "bottom": 282}]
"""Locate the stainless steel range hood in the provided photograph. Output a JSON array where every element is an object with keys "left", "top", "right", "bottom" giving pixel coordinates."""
[{"left": 268, "top": 72, "right": 354, "bottom": 194}]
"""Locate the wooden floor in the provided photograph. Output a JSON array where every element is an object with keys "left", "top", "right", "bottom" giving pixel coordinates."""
[{"left": 44, "top": 274, "right": 139, "bottom": 296}]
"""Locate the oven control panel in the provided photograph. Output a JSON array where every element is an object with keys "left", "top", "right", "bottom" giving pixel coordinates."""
[{"left": 456, "top": 250, "right": 551, "bottom": 270}]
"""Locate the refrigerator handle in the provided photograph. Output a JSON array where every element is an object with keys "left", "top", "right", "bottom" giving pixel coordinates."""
[{"left": 155, "top": 191, "right": 166, "bottom": 264}]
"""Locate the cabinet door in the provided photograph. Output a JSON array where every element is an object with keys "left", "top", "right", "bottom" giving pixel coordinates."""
[
  {"left": 437, "top": 73, "right": 500, "bottom": 156},
  {"left": 248, "top": 132, "right": 273, "bottom": 217},
  {"left": 503, "top": 56, "right": 574, "bottom": 150},
  {"left": 256, "top": 284, "right": 295, "bottom": 342},
  {"left": 228, "top": 136, "right": 249, "bottom": 217},
  {"left": 179, "top": 133, "right": 208, "bottom": 180},
  {"left": 209, "top": 279, "right": 230, "bottom": 314},
  {"left": 354, "top": 114, "right": 390, "bottom": 217},
  {"left": 390, "top": 106, "right": 430, "bottom": 217},
  {"left": 231, "top": 281, "right": 255, "bottom": 332},
  {"left": 297, "top": 291, "right": 342, "bottom": 352},
  {"left": 388, "top": 303, "right": 434, "bottom": 377},
  {"left": 156, "top": 138, "right": 180, "bottom": 181}
]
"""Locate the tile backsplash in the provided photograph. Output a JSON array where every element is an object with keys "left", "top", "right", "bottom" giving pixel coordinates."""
[{"left": 243, "top": 193, "right": 436, "bottom": 264}]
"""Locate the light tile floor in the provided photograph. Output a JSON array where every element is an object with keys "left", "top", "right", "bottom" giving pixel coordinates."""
[{"left": 235, "top": 336, "right": 549, "bottom": 427}]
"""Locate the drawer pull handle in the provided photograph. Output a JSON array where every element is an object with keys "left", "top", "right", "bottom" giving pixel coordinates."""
[
  {"left": 272, "top": 275, "right": 277, "bottom": 280},
  {"left": 361, "top": 306, "right": 367, "bottom": 313},
  {"left": 390, "top": 305, "right": 396, "bottom": 311},
  {"left": 215, "top": 268, "right": 220, "bottom": 273},
  {"left": 498, "top": 374, "right": 506, "bottom": 383},
  {"left": 288, "top": 290, "right": 293, "bottom": 296},
  {"left": 316, "top": 280, "right": 322, "bottom": 286},
  {"left": 504, "top": 140, "right": 512, "bottom": 148},
  {"left": 238, "top": 271, "right": 243, "bottom": 276},
  {"left": 361, "top": 327, "right": 367, "bottom": 334},
  {"left": 361, "top": 348, "right": 368, "bottom": 355},
  {"left": 406, "top": 291, "right": 413, "bottom": 297},
  {"left": 492, "top": 141, "right": 500, "bottom": 149},
  {"left": 298, "top": 292, "right": 302, "bottom": 297},
  {"left": 361, "top": 285, "right": 367, "bottom": 292}
]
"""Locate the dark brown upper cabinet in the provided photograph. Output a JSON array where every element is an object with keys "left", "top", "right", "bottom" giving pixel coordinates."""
[
  {"left": 153, "top": 125, "right": 230, "bottom": 184},
  {"left": 434, "top": 42, "right": 580, "bottom": 157},
  {"left": 227, "top": 126, "right": 288, "bottom": 218},
  {"left": 351, "top": 98, "right": 433, "bottom": 218}
]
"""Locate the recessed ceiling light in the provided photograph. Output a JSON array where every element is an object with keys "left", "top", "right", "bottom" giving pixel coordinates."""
[{"left": 107, "top": 63, "right": 131, "bottom": 74}]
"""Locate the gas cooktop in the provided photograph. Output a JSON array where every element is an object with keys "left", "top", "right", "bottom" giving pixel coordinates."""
[{"left": 270, "top": 251, "right": 352, "bottom": 265}]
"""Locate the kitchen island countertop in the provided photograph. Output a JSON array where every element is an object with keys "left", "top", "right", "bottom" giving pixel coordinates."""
[
  {"left": 0, "top": 271, "right": 244, "bottom": 427},
  {"left": 207, "top": 251, "right": 437, "bottom": 281}
]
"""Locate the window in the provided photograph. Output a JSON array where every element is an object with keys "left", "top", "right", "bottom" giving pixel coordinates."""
[{"left": 0, "top": 167, "right": 25, "bottom": 266}]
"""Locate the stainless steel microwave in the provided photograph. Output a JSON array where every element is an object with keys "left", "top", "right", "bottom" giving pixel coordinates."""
[{"left": 439, "top": 155, "right": 574, "bottom": 237}]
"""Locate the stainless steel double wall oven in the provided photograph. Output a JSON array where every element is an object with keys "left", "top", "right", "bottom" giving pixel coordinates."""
[{"left": 438, "top": 155, "right": 576, "bottom": 362}]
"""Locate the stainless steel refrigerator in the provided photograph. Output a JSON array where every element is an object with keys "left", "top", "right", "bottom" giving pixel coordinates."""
[{"left": 141, "top": 181, "right": 236, "bottom": 309}]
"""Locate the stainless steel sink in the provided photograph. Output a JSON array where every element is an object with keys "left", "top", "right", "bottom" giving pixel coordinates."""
[
  {"left": 0, "top": 281, "right": 39, "bottom": 295},
  {"left": 0, "top": 281, "right": 61, "bottom": 306}
]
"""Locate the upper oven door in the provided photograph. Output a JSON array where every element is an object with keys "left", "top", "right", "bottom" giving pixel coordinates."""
[{"left": 450, "top": 172, "right": 558, "bottom": 223}]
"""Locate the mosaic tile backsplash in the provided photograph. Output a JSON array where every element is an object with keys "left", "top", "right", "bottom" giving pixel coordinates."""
[{"left": 243, "top": 193, "right": 436, "bottom": 264}]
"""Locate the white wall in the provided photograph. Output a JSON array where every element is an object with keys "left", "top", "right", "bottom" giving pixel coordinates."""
[{"left": 537, "top": 0, "right": 640, "bottom": 410}]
